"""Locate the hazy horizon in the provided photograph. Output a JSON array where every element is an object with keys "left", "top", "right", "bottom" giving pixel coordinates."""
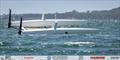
[{"left": 0, "top": 0, "right": 120, "bottom": 14}]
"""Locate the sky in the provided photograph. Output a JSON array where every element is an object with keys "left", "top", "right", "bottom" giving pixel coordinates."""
[{"left": 0, "top": 0, "right": 120, "bottom": 14}]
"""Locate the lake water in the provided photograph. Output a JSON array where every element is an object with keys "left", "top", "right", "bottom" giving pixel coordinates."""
[{"left": 0, "top": 19, "right": 120, "bottom": 55}]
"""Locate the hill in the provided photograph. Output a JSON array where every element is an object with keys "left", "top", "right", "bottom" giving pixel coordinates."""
[{"left": 1, "top": 7, "right": 120, "bottom": 20}]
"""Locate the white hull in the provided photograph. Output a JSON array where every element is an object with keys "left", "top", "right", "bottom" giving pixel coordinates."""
[
  {"left": 11, "top": 19, "right": 86, "bottom": 28},
  {"left": 23, "top": 28, "right": 99, "bottom": 34}
]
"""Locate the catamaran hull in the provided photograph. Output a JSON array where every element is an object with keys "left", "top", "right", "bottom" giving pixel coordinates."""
[
  {"left": 11, "top": 19, "right": 86, "bottom": 28},
  {"left": 22, "top": 28, "right": 99, "bottom": 34}
]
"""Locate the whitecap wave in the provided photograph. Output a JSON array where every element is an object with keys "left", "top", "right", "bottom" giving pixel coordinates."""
[{"left": 64, "top": 41, "right": 95, "bottom": 45}]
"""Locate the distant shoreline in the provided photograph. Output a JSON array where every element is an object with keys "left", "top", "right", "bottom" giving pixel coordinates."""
[{"left": 0, "top": 7, "right": 120, "bottom": 20}]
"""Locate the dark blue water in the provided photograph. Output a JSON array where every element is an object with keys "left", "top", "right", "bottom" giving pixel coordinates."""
[{"left": 0, "top": 19, "right": 120, "bottom": 55}]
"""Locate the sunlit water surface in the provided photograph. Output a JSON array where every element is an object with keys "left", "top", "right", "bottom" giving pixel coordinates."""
[{"left": 0, "top": 19, "right": 120, "bottom": 55}]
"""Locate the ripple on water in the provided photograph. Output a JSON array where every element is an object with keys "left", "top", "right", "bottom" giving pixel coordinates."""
[{"left": 0, "top": 19, "right": 120, "bottom": 55}]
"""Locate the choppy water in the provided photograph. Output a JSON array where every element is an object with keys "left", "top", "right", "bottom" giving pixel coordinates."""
[{"left": 0, "top": 19, "right": 120, "bottom": 55}]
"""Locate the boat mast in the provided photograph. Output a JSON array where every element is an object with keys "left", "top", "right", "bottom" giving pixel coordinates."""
[
  {"left": 18, "top": 17, "right": 23, "bottom": 35},
  {"left": 54, "top": 22, "right": 57, "bottom": 31},
  {"left": 55, "top": 13, "right": 57, "bottom": 19},
  {"left": 54, "top": 12, "right": 57, "bottom": 31},
  {"left": 8, "top": 9, "right": 12, "bottom": 28},
  {"left": 42, "top": 13, "right": 45, "bottom": 21}
]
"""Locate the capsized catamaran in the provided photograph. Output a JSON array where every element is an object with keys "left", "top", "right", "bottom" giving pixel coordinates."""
[{"left": 8, "top": 9, "right": 99, "bottom": 35}]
